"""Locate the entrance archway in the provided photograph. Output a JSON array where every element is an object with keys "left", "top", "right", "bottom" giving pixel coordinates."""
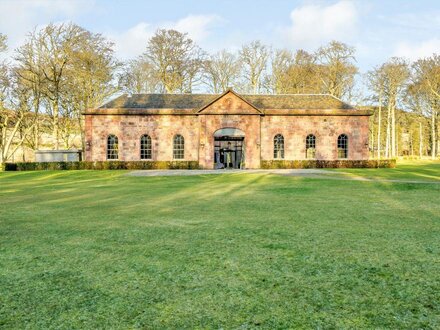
[{"left": 213, "top": 128, "right": 245, "bottom": 169}]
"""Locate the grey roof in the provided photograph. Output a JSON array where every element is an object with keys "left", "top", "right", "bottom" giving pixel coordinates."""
[
  {"left": 99, "top": 93, "right": 354, "bottom": 110},
  {"left": 242, "top": 94, "right": 352, "bottom": 109}
]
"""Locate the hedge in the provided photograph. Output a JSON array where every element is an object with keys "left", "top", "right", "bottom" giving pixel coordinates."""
[
  {"left": 3, "top": 159, "right": 396, "bottom": 171},
  {"left": 260, "top": 159, "right": 396, "bottom": 169},
  {"left": 3, "top": 161, "right": 200, "bottom": 171}
]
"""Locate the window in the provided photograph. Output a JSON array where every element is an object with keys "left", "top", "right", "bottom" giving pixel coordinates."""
[
  {"left": 306, "top": 134, "right": 316, "bottom": 159},
  {"left": 140, "top": 134, "right": 152, "bottom": 159},
  {"left": 107, "top": 135, "right": 119, "bottom": 160},
  {"left": 274, "top": 134, "right": 284, "bottom": 159},
  {"left": 173, "top": 134, "right": 184, "bottom": 159},
  {"left": 337, "top": 134, "right": 348, "bottom": 158}
]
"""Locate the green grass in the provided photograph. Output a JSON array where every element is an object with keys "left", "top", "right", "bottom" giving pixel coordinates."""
[
  {"left": 0, "top": 161, "right": 439, "bottom": 329},
  {"left": 331, "top": 160, "right": 440, "bottom": 182}
]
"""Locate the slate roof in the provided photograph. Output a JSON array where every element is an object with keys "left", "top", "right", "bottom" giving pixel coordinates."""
[
  {"left": 242, "top": 94, "right": 352, "bottom": 110},
  {"left": 99, "top": 93, "right": 354, "bottom": 110}
]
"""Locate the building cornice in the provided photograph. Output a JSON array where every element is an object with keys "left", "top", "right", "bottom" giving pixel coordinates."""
[{"left": 83, "top": 108, "right": 372, "bottom": 116}]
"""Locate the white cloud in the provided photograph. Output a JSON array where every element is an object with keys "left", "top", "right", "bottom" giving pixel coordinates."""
[
  {"left": 108, "top": 14, "right": 222, "bottom": 59},
  {"left": 110, "top": 23, "right": 154, "bottom": 60},
  {"left": 0, "top": 0, "right": 96, "bottom": 54},
  {"left": 281, "top": 0, "right": 358, "bottom": 50},
  {"left": 394, "top": 39, "right": 440, "bottom": 61},
  {"left": 173, "top": 15, "right": 221, "bottom": 41},
  {"left": 0, "top": 0, "right": 221, "bottom": 62}
]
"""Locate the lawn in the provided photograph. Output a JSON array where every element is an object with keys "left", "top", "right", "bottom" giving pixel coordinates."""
[
  {"left": 0, "top": 161, "right": 439, "bottom": 329},
  {"left": 330, "top": 160, "right": 440, "bottom": 182}
]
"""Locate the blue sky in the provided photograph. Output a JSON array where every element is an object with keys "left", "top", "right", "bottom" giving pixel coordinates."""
[{"left": 1, "top": 0, "right": 440, "bottom": 74}]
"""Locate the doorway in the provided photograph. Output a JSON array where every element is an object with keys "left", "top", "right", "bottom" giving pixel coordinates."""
[{"left": 213, "top": 128, "right": 245, "bottom": 169}]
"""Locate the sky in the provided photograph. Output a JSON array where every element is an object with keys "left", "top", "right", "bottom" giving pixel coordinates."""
[{"left": 0, "top": 0, "right": 440, "bottom": 75}]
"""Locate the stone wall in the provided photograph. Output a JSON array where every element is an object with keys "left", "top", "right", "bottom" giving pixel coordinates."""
[
  {"left": 85, "top": 99, "right": 370, "bottom": 165},
  {"left": 261, "top": 115, "right": 370, "bottom": 160},
  {"left": 198, "top": 114, "right": 261, "bottom": 169},
  {"left": 85, "top": 113, "right": 370, "bottom": 165},
  {"left": 85, "top": 114, "right": 199, "bottom": 162}
]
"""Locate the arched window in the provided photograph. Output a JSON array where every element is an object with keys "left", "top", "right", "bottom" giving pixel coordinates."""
[
  {"left": 173, "top": 134, "right": 184, "bottom": 159},
  {"left": 140, "top": 134, "right": 152, "bottom": 159},
  {"left": 337, "top": 134, "right": 348, "bottom": 158},
  {"left": 274, "top": 134, "right": 284, "bottom": 159},
  {"left": 107, "top": 135, "right": 119, "bottom": 160},
  {"left": 306, "top": 134, "right": 316, "bottom": 159}
]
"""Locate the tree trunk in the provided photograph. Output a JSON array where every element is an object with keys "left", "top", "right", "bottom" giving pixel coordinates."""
[
  {"left": 377, "top": 93, "right": 382, "bottom": 160},
  {"left": 385, "top": 103, "right": 391, "bottom": 158},
  {"left": 419, "top": 121, "right": 423, "bottom": 158},
  {"left": 34, "top": 98, "right": 40, "bottom": 150},
  {"left": 53, "top": 101, "right": 59, "bottom": 150},
  {"left": 34, "top": 124, "right": 39, "bottom": 150},
  {"left": 432, "top": 111, "right": 436, "bottom": 159},
  {"left": 0, "top": 144, "right": 4, "bottom": 170},
  {"left": 391, "top": 102, "right": 396, "bottom": 158},
  {"left": 252, "top": 74, "right": 258, "bottom": 94},
  {"left": 437, "top": 114, "right": 439, "bottom": 157},
  {"left": 371, "top": 119, "right": 374, "bottom": 159},
  {"left": 79, "top": 116, "right": 85, "bottom": 152}
]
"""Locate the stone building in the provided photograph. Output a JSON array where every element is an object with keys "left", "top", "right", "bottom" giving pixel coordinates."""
[{"left": 84, "top": 89, "right": 372, "bottom": 169}]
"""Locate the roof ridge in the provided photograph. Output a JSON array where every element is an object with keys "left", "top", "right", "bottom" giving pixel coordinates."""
[
  {"left": 127, "top": 92, "right": 340, "bottom": 97},
  {"left": 129, "top": 93, "right": 220, "bottom": 96},
  {"left": 243, "top": 93, "right": 335, "bottom": 96}
]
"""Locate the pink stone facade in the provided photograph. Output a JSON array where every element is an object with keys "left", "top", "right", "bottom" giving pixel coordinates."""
[
  {"left": 85, "top": 114, "right": 199, "bottom": 162},
  {"left": 85, "top": 91, "right": 370, "bottom": 168},
  {"left": 260, "top": 115, "right": 369, "bottom": 161}
]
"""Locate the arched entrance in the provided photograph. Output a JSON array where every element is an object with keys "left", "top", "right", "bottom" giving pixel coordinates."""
[{"left": 213, "top": 128, "right": 245, "bottom": 169}]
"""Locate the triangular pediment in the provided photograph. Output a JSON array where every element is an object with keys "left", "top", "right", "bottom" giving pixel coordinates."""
[{"left": 197, "top": 89, "right": 263, "bottom": 115}]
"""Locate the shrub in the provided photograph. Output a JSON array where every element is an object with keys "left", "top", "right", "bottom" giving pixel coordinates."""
[
  {"left": 4, "top": 161, "right": 200, "bottom": 171},
  {"left": 260, "top": 159, "right": 396, "bottom": 169},
  {"left": 4, "top": 159, "right": 396, "bottom": 171}
]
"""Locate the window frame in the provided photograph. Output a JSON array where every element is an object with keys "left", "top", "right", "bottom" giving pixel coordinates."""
[
  {"left": 173, "top": 134, "right": 185, "bottom": 160},
  {"left": 140, "top": 134, "right": 152, "bottom": 160},
  {"left": 273, "top": 134, "right": 285, "bottom": 159},
  {"left": 107, "top": 134, "right": 119, "bottom": 160},
  {"left": 337, "top": 134, "right": 348, "bottom": 159},
  {"left": 306, "top": 134, "right": 316, "bottom": 159}
]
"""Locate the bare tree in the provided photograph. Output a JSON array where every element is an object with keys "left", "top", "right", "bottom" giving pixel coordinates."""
[
  {"left": 118, "top": 56, "right": 158, "bottom": 94},
  {"left": 239, "top": 41, "right": 269, "bottom": 94},
  {"left": 63, "top": 28, "right": 119, "bottom": 149},
  {"left": 0, "top": 34, "right": 6, "bottom": 53},
  {"left": 382, "top": 58, "right": 409, "bottom": 158},
  {"left": 288, "top": 50, "right": 323, "bottom": 94},
  {"left": 0, "top": 36, "right": 37, "bottom": 167},
  {"left": 15, "top": 35, "right": 46, "bottom": 150},
  {"left": 20, "top": 23, "right": 85, "bottom": 149},
  {"left": 411, "top": 55, "right": 440, "bottom": 158},
  {"left": 265, "top": 49, "right": 293, "bottom": 94},
  {"left": 406, "top": 81, "right": 428, "bottom": 158},
  {"left": 145, "top": 29, "right": 204, "bottom": 93},
  {"left": 367, "top": 66, "right": 386, "bottom": 159},
  {"left": 315, "top": 41, "right": 358, "bottom": 100},
  {"left": 16, "top": 23, "right": 119, "bottom": 151},
  {"left": 202, "top": 50, "right": 240, "bottom": 93},
  {"left": 180, "top": 50, "right": 205, "bottom": 93},
  {"left": 367, "top": 59, "right": 409, "bottom": 158}
]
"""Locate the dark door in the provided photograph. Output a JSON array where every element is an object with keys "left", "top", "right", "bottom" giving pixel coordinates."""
[{"left": 214, "top": 137, "right": 244, "bottom": 169}]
